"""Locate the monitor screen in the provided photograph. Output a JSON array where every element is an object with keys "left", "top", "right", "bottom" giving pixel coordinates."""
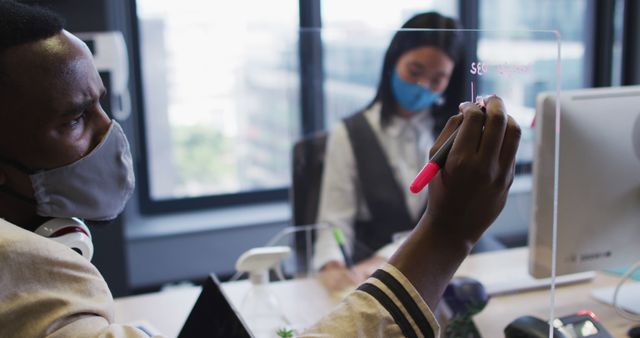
[{"left": 529, "top": 86, "right": 640, "bottom": 278}]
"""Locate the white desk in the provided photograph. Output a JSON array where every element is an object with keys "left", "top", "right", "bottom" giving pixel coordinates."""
[
  {"left": 114, "top": 277, "right": 341, "bottom": 337},
  {"left": 115, "top": 248, "right": 637, "bottom": 337},
  {"left": 115, "top": 285, "right": 200, "bottom": 337}
]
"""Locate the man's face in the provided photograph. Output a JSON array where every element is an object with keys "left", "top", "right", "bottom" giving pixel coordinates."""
[
  {"left": 0, "top": 30, "right": 111, "bottom": 194},
  {"left": 0, "top": 30, "right": 110, "bottom": 169}
]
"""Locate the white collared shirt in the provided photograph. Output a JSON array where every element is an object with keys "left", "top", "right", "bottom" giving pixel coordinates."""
[{"left": 313, "top": 103, "right": 434, "bottom": 270}]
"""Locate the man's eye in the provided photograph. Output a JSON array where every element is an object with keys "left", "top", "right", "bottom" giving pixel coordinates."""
[{"left": 68, "top": 112, "right": 85, "bottom": 127}]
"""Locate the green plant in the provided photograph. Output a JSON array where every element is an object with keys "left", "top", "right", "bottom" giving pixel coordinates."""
[
  {"left": 276, "top": 327, "right": 294, "bottom": 338},
  {"left": 445, "top": 302, "right": 486, "bottom": 338}
]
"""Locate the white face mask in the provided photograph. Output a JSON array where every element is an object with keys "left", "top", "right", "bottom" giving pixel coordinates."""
[{"left": 0, "top": 120, "right": 135, "bottom": 221}]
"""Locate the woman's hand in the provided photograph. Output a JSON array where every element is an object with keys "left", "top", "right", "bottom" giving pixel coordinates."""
[
  {"left": 319, "top": 256, "right": 386, "bottom": 292},
  {"left": 352, "top": 255, "right": 386, "bottom": 281},
  {"left": 318, "top": 260, "right": 359, "bottom": 292}
]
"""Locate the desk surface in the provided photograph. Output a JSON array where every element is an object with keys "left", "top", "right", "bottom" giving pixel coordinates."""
[
  {"left": 115, "top": 248, "right": 637, "bottom": 337},
  {"left": 456, "top": 248, "right": 636, "bottom": 337},
  {"left": 114, "top": 277, "right": 343, "bottom": 337}
]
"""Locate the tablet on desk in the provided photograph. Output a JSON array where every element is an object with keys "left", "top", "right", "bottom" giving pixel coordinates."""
[{"left": 178, "top": 274, "right": 254, "bottom": 338}]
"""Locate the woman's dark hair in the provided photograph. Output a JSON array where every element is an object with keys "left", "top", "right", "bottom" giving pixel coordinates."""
[{"left": 366, "top": 12, "right": 465, "bottom": 135}]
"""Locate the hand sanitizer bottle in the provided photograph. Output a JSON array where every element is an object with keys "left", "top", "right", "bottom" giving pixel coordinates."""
[{"left": 236, "top": 246, "right": 292, "bottom": 338}]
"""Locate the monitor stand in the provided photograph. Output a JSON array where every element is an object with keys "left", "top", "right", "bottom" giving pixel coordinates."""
[{"left": 591, "top": 282, "right": 640, "bottom": 315}]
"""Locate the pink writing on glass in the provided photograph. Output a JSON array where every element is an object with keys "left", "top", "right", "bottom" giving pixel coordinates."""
[
  {"left": 470, "top": 61, "right": 532, "bottom": 77},
  {"left": 497, "top": 62, "right": 531, "bottom": 77}
]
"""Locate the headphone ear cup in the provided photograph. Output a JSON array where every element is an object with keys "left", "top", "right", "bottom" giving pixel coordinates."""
[
  {"left": 34, "top": 218, "right": 94, "bottom": 261},
  {"left": 50, "top": 231, "right": 94, "bottom": 261}
]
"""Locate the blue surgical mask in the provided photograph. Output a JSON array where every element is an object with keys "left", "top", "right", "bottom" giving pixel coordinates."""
[{"left": 391, "top": 70, "right": 441, "bottom": 112}]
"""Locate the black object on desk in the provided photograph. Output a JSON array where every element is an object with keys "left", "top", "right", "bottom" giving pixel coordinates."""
[
  {"left": 628, "top": 325, "right": 640, "bottom": 338},
  {"left": 178, "top": 274, "right": 253, "bottom": 338},
  {"left": 443, "top": 277, "right": 489, "bottom": 316},
  {"left": 505, "top": 312, "right": 614, "bottom": 338},
  {"left": 505, "top": 316, "right": 567, "bottom": 338},
  {"left": 442, "top": 277, "right": 489, "bottom": 338}
]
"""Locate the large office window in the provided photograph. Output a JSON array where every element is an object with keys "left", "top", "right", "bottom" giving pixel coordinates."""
[
  {"left": 133, "top": 0, "right": 596, "bottom": 214},
  {"left": 321, "top": 1, "right": 458, "bottom": 127},
  {"left": 136, "top": 0, "right": 299, "bottom": 205},
  {"left": 479, "top": 0, "right": 587, "bottom": 99},
  {"left": 478, "top": 0, "right": 588, "bottom": 167}
]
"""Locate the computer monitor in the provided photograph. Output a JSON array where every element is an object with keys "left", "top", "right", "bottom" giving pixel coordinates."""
[{"left": 529, "top": 85, "right": 640, "bottom": 279}]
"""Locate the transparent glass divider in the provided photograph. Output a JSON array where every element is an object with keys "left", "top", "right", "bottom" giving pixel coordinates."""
[{"left": 303, "top": 27, "right": 562, "bottom": 337}]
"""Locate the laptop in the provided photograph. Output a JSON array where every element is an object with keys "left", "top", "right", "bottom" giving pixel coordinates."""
[{"left": 178, "top": 274, "right": 254, "bottom": 338}]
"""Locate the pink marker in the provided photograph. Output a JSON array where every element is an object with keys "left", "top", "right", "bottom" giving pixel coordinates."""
[
  {"left": 410, "top": 97, "right": 487, "bottom": 194},
  {"left": 409, "top": 128, "right": 459, "bottom": 193}
]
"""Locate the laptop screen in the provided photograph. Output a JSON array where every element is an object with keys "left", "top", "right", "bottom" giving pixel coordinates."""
[{"left": 178, "top": 274, "right": 253, "bottom": 338}]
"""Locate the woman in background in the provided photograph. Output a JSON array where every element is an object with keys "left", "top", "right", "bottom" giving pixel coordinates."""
[{"left": 313, "top": 12, "right": 472, "bottom": 289}]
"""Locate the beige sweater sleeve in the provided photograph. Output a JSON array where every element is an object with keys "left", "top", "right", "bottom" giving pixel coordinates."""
[
  {"left": 301, "top": 263, "right": 440, "bottom": 338},
  {"left": 0, "top": 220, "right": 161, "bottom": 338}
]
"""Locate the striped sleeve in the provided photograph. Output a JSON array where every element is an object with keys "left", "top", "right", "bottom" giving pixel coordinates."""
[
  {"left": 299, "top": 263, "right": 439, "bottom": 338},
  {"left": 358, "top": 264, "right": 439, "bottom": 338}
]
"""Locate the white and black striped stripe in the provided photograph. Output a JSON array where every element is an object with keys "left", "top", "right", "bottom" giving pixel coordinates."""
[{"left": 357, "top": 269, "right": 435, "bottom": 338}]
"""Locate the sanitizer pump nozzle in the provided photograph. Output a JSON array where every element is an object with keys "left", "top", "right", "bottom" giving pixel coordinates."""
[{"left": 235, "top": 246, "right": 292, "bottom": 338}]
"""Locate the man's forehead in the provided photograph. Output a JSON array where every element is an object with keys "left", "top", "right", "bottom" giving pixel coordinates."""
[
  {"left": 2, "top": 30, "right": 91, "bottom": 78},
  {"left": 1, "top": 30, "right": 102, "bottom": 112}
]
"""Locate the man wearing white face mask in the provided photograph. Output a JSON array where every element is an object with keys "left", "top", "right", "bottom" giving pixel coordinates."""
[
  {"left": 0, "top": 121, "right": 135, "bottom": 222},
  {"left": 0, "top": 2, "right": 147, "bottom": 337},
  {"left": 0, "top": 2, "right": 521, "bottom": 338}
]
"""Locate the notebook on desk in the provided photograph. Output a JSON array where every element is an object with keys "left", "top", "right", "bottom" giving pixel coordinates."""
[{"left": 178, "top": 274, "right": 254, "bottom": 338}]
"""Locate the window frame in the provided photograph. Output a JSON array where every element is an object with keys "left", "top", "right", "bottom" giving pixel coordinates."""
[{"left": 621, "top": 0, "right": 640, "bottom": 85}]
